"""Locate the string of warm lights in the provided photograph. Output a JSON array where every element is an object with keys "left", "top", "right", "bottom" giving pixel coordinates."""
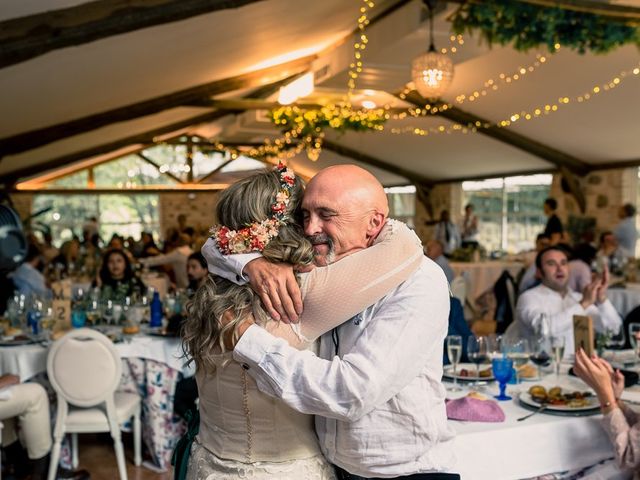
[
  {"left": 495, "top": 63, "right": 640, "bottom": 128},
  {"left": 346, "top": 0, "right": 375, "bottom": 102},
  {"left": 440, "top": 34, "right": 466, "bottom": 55}
]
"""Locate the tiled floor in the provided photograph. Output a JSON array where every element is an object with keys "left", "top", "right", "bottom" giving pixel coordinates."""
[{"left": 77, "top": 433, "right": 170, "bottom": 480}]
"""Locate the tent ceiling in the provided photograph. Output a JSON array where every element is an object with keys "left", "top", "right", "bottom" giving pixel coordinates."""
[{"left": 1, "top": 0, "right": 639, "bottom": 186}]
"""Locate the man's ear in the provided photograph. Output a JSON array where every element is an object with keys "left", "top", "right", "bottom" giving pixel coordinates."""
[{"left": 366, "top": 212, "right": 386, "bottom": 239}]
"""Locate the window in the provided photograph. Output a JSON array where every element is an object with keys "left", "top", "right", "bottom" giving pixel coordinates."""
[
  {"left": 385, "top": 185, "right": 416, "bottom": 228},
  {"left": 462, "top": 175, "right": 552, "bottom": 253}
]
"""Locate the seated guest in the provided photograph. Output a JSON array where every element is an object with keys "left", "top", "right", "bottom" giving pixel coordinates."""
[
  {"left": 519, "top": 234, "right": 550, "bottom": 293},
  {"left": 574, "top": 349, "right": 640, "bottom": 476},
  {"left": 425, "top": 239, "right": 454, "bottom": 284},
  {"left": 138, "top": 231, "right": 161, "bottom": 258},
  {"left": 597, "top": 231, "right": 629, "bottom": 275},
  {"left": 186, "top": 252, "right": 208, "bottom": 294},
  {"left": 51, "top": 238, "right": 81, "bottom": 276},
  {"left": 139, "top": 234, "right": 193, "bottom": 289},
  {"left": 434, "top": 209, "right": 461, "bottom": 255},
  {"left": 614, "top": 203, "right": 637, "bottom": 256},
  {"left": 11, "top": 244, "right": 51, "bottom": 298},
  {"left": 516, "top": 246, "right": 622, "bottom": 358},
  {"left": 0, "top": 374, "right": 89, "bottom": 480},
  {"left": 94, "top": 249, "right": 146, "bottom": 303}
]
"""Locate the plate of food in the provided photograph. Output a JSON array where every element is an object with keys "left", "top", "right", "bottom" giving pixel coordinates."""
[
  {"left": 519, "top": 385, "right": 599, "bottom": 415},
  {"left": 0, "top": 333, "right": 36, "bottom": 346},
  {"left": 443, "top": 363, "right": 494, "bottom": 381}
]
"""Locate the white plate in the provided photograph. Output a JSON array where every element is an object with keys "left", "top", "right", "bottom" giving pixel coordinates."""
[
  {"left": 443, "top": 363, "right": 494, "bottom": 381},
  {"left": 519, "top": 391, "right": 598, "bottom": 412}
]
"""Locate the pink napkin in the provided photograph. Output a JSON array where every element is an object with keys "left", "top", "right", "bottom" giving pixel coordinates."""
[{"left": 446, "top": 396, "right": 505, "bottom": 422}]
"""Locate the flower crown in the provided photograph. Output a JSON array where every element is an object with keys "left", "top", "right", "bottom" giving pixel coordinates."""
[{"left": 210, "top": 162, "right": 296, "bottom": 255}]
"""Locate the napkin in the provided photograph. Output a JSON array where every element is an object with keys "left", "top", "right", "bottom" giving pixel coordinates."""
[{"left": 446, "top": 395, "right": 505, "bottom": 422}]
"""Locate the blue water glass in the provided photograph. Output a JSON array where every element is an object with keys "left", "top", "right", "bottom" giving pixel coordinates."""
[
  {"left": 71, "top": 309, "right": 87, "bottom": 329},
  {"left": 491, "top": 357, "right": 513, "bottom": 401}
]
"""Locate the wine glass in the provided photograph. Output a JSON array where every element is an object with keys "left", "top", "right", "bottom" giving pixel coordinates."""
[
  {"left": 487, "top": 334, "right": 503, "bottom": 360},
  {"left": 629, "top": 324, "right": 640, "bottom": 364},
  {"left": 446, "top": 335, "right": 463, "bottom": 392},
  {"left": 504, "top": 338, "right": 530, "bottom": 384},
  {"left": 467, "top": 335, "right": 489, "bottom": 389},
  {"left": 530, "top": 336, "right": 552, "bottom": 380},
  {"left": 492, "top": 357, "right": 513, "bottom": 401},
  {"left": 550, "top": 335, "right": 566, "bottom": 379}
]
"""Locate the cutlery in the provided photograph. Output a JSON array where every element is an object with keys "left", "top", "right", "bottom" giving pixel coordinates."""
[{"left": 517, "top": 404, "right": 547, "bottom": 421}]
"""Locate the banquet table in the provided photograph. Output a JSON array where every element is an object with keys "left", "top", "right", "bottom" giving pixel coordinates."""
[
  {"left": 607, "top": 282, "right": 640, "bottom": 318},
  {"left": 0, "top": 329, "right": 192, "bottom": 470},
  {"left": 450, "top": 260, "right": 524, "bottom": 306},
  {"left": 448, "top": 363, "right": 631, "bottom": 480}
]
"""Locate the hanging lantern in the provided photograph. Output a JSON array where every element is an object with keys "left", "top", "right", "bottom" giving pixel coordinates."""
[{"left": 411, "top": 0, "right": 454, "bottom": 100}]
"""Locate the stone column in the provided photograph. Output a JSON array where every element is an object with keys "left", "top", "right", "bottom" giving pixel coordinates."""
[{"left": 415, "top": 182, "right": 463, "bottom": 245}]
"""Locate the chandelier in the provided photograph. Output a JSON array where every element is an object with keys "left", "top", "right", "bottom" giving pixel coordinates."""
[{"left": 411, "top": 0, "right": 454, "bottom": 100}]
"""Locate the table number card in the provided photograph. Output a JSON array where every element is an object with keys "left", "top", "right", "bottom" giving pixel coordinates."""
[
  {"left": 51, "top": 279, "right": 72, "bottom": 300},
  {"left": 52, "top": 299, "right": 71, "bottom": 330},
  {"left": 573, "top": 315, "right": 594, "bottom": 356}
]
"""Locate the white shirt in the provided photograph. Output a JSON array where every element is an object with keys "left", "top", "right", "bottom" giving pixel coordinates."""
[
  {"left": 141, "top": 245, "right": 193, "bottom": 289},
  {"left": 233, "top": 257, "right": 456, "bottom": 477},
  {"left": 614, "top": 217, "right": 638, "bottom": 254},
  {"left": 516, "top": 284, "right": 622, "bottom": 357}
]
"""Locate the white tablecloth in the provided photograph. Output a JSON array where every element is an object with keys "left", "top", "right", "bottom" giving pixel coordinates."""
[
  {"left": 450, "top": 261, "right": 524, "bottom": 302},
  {"left": 450, "top": 366, "right": 621, "bottom": 479},
  {"left": 0, "top": 330, "right": 193, "bottom": 382},
  {"left": 607, "top": 283, "right": 640, "bottom": 318}
]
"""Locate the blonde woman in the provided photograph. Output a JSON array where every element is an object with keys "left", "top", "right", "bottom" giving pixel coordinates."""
[{"left": 181, "top": 164, "right": 423, "bottom": 479}]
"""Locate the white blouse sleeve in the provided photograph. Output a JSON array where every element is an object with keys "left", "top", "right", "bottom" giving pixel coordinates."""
[{"left": 264, "top": 220, "right": 423, "bottom": 348}]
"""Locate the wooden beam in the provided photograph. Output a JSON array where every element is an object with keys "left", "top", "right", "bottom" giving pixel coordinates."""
[
  {"left": 401, "top": 92, "right": 591, "bottom": 175},
  {"left": 0, "top": 0, "right": 266, "bottom": 69},
  {"left": 322, "top": 139, "right": 434, "bottom": 186},
  {"left": 188, "top": 98, "right": 408, "bottom": 115},
  {"left": 10, "top": 186, "right": 229, "bottom": 194},
  {"left": 1, "top": 74, "right": 290, "bottom": 182},
  {"left": 590, "top": 159, "right": 640, "bottom": 171},
  {"left": 196, "top": 158, "right": 235, "bottom": 183},
  {"left": 431, "top": 168, "right": 557, "bottom": 184},
  {"left": 0, "top": 55, "right": 313, "bottom": 158},
  {"left": 137, "top": 152, "right": 185, "bottom": 184}
]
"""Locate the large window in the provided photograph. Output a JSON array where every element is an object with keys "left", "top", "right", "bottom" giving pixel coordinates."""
[
  {"left": 32, "top": 194, "right": 159, "bottom": 245},
  {"left": 462, "top": 175, "right": 552, "bottom": 253},
  {"left": 385, "top": 185, "right": 416, "bottom": 228}
]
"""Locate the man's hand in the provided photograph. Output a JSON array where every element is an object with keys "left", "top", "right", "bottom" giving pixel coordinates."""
[
  {"left": 0, "top": 374, "right": 20, "bottom": 389},
  {"left": 580, "top": 279, "right": 599, "bottom": 310},
  {"left": 596, "top": 265, "right": 609, "bottom": 304},
  {"left": 244, "top": 258, "right": 302, "bottom": 323}
]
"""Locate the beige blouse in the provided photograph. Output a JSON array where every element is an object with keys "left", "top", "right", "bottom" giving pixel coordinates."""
[{"left": 601, "top": 402, "right": 640, "bottom": 478}]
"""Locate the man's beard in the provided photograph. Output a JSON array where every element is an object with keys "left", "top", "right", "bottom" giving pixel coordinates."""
[{"left": 307, "top": 233, "right": 335, "bottom": 265}]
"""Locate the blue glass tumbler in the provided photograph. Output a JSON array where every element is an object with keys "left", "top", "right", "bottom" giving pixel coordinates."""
[
  {"left": 491, "top": 357, "right": 513, "bottom": 401},
  {"left": 71, "top": 309, "right": 87, "bottom": 329}
]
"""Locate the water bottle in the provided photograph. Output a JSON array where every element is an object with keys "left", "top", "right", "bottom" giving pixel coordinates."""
[{"left": 150, "top": 291, "right": 163, "bottom": 328}]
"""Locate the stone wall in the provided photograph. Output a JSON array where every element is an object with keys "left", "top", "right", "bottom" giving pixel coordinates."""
[
  {"left": 414, "top": 183, "right": 463, "bottom": 245},
  {"left": 158, "top": 191, "right": 219, "bottom": 239},
  {"left": 549, "top": 167, "right": 637, "bottom": 241}
]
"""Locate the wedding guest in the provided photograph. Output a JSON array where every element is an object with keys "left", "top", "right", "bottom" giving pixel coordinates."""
[
  {"left": 139, "top": 231, "right": 161, "bottom": 258},
  {"left": 139, "top": 234, "right": 193, "bottom": 289},
  {"left": 11, "top": 243, "right": 50, "bottom": 298},
  {"left": 426, "top": 239, "right": 455, "bottom": 284},
  {"left": 460, "top": 203, "right": 479, "bottom": 248},
  {"left": 516, "top": 246, "right": 621, "bottom": 358},
  {"left": 614, "top": 203, "right": 637, "bottom": 256},
  {"left": 186, "top": 252, "right": 208, "bottom": 293},
  {"left": 574, "top": 349, "right": 640, "bottom": 477},
  {"left": 543, "top": 197, "right": 563, "bottom": 244},
  {"left": 94, "top": 249, "right": 146, "bottom": 303},
  {"left": 51, "top": 238, "right": 81, "bottom": 276},
  {"left": 434, "top": 209, "right": 461, "bottom": 256},
  {"left": 597, "top": 231, "right": 629, "bottom": 275},
  {"left": 519, "top": 234, "right": 550, "bottom": 293}
]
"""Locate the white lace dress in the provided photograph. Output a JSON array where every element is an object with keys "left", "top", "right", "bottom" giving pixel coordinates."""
[{"left": 186, "top": 220, "right": 423, "bottom": 480}]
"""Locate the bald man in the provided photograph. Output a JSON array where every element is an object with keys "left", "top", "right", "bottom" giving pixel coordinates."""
[{"left": 211, "top": 165, "right": 457, "bottom": 479}]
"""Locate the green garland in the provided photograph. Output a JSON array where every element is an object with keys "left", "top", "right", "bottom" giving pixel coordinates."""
[
  {"left": 269, "top": 104, "right": 386, "bottom": 138},
  {"left": 451, "top": 1, "right": 639, "bottom": 54}
]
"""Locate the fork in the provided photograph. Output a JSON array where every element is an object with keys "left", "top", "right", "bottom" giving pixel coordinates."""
[{"left": 517, "top": 404, "right": 547, "bottom": 421}]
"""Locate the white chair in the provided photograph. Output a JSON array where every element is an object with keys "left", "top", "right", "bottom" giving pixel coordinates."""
[
  {"left": 46, "top": 328, "right": 141, "bottom": 480},
  {"left": 450, "top": 275, "right": 467, "bottom": 305}
]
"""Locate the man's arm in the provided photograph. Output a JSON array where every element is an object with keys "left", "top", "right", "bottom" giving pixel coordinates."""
[
  {"left": 517, "top": 289, "right": 592, "bottom": 337},
  {"left": 232, "top": 261, "right": 449, "bottom": 421}
]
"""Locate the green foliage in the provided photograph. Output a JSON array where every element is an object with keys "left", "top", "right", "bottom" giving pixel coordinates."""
[{"left": 451, "top": 0, "right": 639, "bottom": 54}]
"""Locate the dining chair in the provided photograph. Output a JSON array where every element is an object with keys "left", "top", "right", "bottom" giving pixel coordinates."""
[{"left": 46, "top": 328, "right": 141, "bottom": 480}]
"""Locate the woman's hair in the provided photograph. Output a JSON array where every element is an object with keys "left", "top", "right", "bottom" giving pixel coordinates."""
[
  {"left": 182, "top": 168, "right": 313, "bottom": 372},
  {"left": 188, "top": 251, "right": 207, "bottom": 269},
  {"left": 99, "top": 248, "right": 134, "bottom": 287}
]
